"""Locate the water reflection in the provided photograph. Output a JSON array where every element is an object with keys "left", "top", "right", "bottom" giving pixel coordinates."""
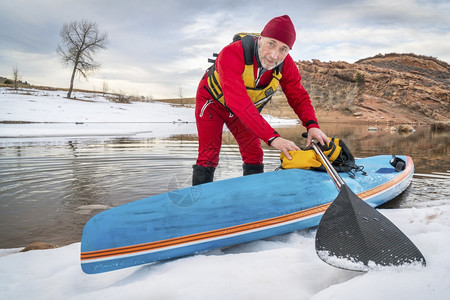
[
  {"left": 266, "top": 123, "right": 449, "bottom": 173},
  {"left": 0, "top": 123, "right": 448, "bottom": 248}
]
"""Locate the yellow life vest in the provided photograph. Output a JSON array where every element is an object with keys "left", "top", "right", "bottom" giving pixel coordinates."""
[{"left": 206, "top": 34, "right": 283, "bottom": 112}]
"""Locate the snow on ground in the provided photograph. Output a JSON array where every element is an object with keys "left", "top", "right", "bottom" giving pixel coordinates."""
[
  {"left": 0, "top": 202, "right": 448, "bottom": 300},
  {"left": 0, "top": 88, "right": 193, "bottom": 123},
  {"left": 0, "top": 87, "right": 449, "bottom": 299},
  {"left": 0, "top": 87, "right": 297, "bottom": 139}
]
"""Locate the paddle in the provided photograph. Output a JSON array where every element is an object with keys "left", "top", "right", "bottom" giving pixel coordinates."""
[{"left": 310, "top": 141, "right": 426, "bottom": 271}]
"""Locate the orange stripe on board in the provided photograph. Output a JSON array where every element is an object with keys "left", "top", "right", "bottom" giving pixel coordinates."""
[
  {"left": 81, "top": 203, "right": 329, "bottom": 260},
  {"left": 81, "top": 156, "right": 413, "bottom": 261}
]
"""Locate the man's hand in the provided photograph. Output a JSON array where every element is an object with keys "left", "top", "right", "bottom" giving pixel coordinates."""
[
  {"left": 306, "top": 127, "right": 330, "bottom": 147},
  {"left": 270, "top": 137, "right": 300, "bottom": 160}
]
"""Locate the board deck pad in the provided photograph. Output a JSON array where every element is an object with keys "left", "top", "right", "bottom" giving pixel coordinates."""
[{"left": 81, "top": 155, "right": 414, "bottom": 274}]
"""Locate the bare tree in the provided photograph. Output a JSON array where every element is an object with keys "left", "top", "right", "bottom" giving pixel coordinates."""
[
  {"left": 12, "top": 65, "right": 20, "bottom": 90},
  {"left": 178, "top": 87, "right": 184, "bottom": 105},
  {"left": 57, "top": 20, "right": 108, "bottom": 98},
  {"left": 102, "top": 80, "right": 109, "bottom": 96}
]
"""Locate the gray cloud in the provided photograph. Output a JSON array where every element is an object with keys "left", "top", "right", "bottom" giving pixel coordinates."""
[{"left": 0, "top": 0, "right": 448, "bottom": 98}]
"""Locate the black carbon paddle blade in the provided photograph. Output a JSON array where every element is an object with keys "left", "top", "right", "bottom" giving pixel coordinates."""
[{"left": 315, "top": 184, "right": 426, "bottom": 271}]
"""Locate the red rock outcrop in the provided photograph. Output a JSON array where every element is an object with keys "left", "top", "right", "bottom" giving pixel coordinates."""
[{"left": 294, "top": 53, "right": 449, "bottom": 124}]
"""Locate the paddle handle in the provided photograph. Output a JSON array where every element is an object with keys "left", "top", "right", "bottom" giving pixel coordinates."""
[{"left": 311, "top": 142, "right": 346, "bottom": 190}]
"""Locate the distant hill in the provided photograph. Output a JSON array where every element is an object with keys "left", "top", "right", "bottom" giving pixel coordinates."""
[{"left": 266, "top": 53, "right": 449, "bottom": 125}]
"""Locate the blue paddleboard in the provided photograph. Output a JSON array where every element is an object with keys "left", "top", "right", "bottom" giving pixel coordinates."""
[{"left": 81, "top": 155, "right": 414, "bottom": 274}]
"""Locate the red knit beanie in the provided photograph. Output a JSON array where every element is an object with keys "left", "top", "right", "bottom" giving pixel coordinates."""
[{"left": 261, "top": 15, "right": 296, "bottom": 49}]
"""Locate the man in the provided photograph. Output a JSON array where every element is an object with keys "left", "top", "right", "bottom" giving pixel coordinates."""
[{"left": 193, "top": 15, "right": 329, "bottom": 185}]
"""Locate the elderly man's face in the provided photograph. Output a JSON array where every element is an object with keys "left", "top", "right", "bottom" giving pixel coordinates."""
[{"left": 257, "top": 36, "right": 290, "bottom": 70}]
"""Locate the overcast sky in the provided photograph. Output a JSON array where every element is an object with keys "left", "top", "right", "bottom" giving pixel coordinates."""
[{"left": 1, "top": 0, "right": 449, "bottom": 99}]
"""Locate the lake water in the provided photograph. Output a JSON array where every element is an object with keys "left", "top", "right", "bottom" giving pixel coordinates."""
[{"left": 0, "top": 123, "right": 449, "bottom": 248}]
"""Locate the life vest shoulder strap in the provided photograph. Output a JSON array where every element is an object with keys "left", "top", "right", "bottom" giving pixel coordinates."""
[{"left": 240, "top": 35, "right": 256, "bottom": 66}]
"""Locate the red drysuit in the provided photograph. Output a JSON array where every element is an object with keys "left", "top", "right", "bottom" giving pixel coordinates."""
[{"left": 195, "top": 37, "right": 319, "bottom": 168}]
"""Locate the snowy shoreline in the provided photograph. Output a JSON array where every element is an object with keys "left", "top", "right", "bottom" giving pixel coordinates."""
[
  {"left": 0, "top": 204, "right": 449, "bottom": 299},
  {"left": 0, "top": 87, "right": 297, "bottom": 140}
]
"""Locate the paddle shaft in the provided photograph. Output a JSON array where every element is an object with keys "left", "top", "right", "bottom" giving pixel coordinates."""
[{"left": 311, "top": 142, "right": 345, "bottom": 190}]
